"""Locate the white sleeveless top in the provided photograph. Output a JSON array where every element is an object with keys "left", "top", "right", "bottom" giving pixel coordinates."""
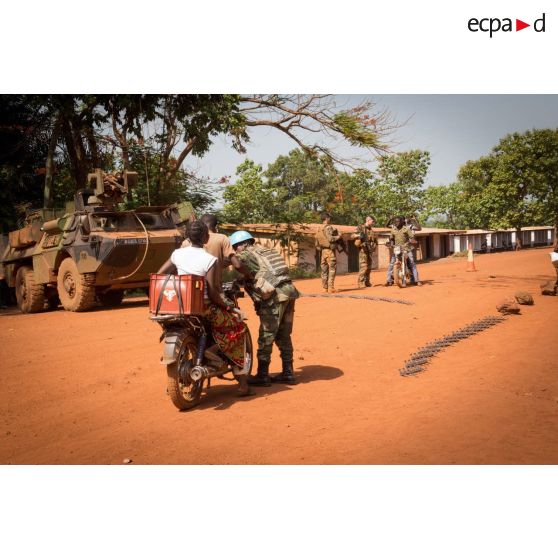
[{"left": 171, "top": 246, "right": 216, "bottom": 277}]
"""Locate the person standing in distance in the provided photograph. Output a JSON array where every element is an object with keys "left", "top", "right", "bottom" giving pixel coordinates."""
[
  {"left": 351, "top": 215, "right": 377, "bottom": 288},
  {"left": 315, "top": 211, "right": 341, "bottom": 293}
]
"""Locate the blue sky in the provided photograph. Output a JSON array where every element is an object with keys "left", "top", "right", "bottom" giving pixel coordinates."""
[{"left": 192, "top": 95, "right": 558, "bottom": 189}]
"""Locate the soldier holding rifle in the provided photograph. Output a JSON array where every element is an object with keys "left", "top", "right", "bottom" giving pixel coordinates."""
[{"left": 351, "top": 215, "right": 377, "bottom": 288}]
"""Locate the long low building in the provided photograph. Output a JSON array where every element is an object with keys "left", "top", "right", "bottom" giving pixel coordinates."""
[{"left": 450, "top": 226, "right": 555, "bottom": 253}]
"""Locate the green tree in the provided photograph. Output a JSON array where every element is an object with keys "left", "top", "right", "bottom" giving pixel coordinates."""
[
  {"left": 0, "top": 96, "right": 50, "bottom": 231},
  {"left": 328, "top": 169, "right": 376, "bottom": 225},
  {"left": 457, "top": 129, "right": 558, "bottom": 247},
  {"left": 516, "top": 129, "right": 558, "bottom": 240},
  {"left": 1, "top": 94, "right": 399, "bottom": 232},
  {"left": 422, "top": 183, "right": 471, "bottom": 229},
  {"left": 265, "top": 149, "right": 338, "bottom": 221},
  {"left": 222, "top": 160, "right": 273, "bottom": 223},
  {"left": 368, "top": 150, "right": 431, "bottom": 225}
]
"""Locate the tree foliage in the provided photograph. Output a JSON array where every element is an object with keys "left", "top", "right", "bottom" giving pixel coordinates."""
[
  {"left": 0, "top": 96, "right": 49, "bottom": 231},
  {"left": 453, "top": 129, "right": 558, "bottom": 245},
  {"left": 0, "top": 94, "right": 398, "bottom": 232},
  {"left": 422, "top": 183, "right": 471, "bottom": 229},
  {"left": 369, "top": 150, "right": 431, "bottom": 225},
  {"left": 222, "top": 149, "right": 431, "bottom": 228}
]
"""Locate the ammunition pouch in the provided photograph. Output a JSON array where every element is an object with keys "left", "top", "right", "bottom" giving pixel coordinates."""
[
  {"left": 253, "top": 276, "right": 276, "bottom": 300},
  {"left": 246, "top": 246, "right": 292, "bottom": 300}
]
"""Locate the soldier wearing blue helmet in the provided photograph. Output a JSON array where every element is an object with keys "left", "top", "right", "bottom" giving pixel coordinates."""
[{"left": 230, "top": 230, "right": 299, "bottom": 386}]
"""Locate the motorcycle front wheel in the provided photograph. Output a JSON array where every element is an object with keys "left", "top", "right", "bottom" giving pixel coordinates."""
[
  {"left": 167, "top": 336, "right": 203, "bottom": 411},
  {"left": 394, "top": 260, "right": 406, "bottom": 288}
]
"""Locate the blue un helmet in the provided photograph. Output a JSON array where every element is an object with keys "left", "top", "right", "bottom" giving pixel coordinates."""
[{"left": 229, "top": 230, "right": 255, "bottom": 247}]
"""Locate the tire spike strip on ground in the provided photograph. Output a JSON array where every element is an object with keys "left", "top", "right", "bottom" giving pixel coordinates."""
[
  {"left": 301, "top": 293, "right": 414, "bottom": 306},
  {"left": 399, "top": 315, "right": 507, "bottom": 377}
]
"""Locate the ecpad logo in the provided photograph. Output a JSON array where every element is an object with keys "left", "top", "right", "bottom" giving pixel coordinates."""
[{"left": 468, "top": 13, "right": 546, "bottom": 37}]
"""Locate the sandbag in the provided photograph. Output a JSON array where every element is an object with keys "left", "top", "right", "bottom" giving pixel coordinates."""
[
  {"left": 540, "top": 281, "right": 557, "bottom": 296},
  {"left": 514, "top": 291, "right": 534, "bottom": 305},
  {"left": 496, "top": 300, "right": 521, "bottom": 315}
]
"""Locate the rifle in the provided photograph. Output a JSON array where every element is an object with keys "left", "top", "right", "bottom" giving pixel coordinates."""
[{"left": 334, "top": 236, "right": 348, "bottom": 255}]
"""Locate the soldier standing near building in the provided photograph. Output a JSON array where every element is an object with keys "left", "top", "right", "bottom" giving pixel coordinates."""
[
  {"left": 351, "top": 215, "right": 377, "bottom": 288},
  {"left": 230, "top": 231, "right": 300, "bottom": 386},
  {"left": 315, "top": 211, "right": 342, "bottom": 293}
]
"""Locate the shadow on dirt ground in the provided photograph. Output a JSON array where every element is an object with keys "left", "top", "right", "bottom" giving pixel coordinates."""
[
  {"left": 0, "top": 297, "right": 149, "bottom": 316},
  {"left": 189, "top": 364, "right": 344, "bottom": 412},
  {"left": 88, "top": 298, "right": 149, "bottom": 313}
]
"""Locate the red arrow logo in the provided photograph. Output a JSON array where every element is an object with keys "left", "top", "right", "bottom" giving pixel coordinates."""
[{"left": 516, "top": 19, "right": 530, "bottom": 31}]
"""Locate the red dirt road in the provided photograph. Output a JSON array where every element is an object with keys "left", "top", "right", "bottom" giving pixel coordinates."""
[{"left": 1, "top": 248, "right": 557, "bottom": 464}]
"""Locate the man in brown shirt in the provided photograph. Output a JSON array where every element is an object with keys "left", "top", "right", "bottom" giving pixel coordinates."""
[{"left": 182, "top": 214, "right": 252, "bottom": 292}]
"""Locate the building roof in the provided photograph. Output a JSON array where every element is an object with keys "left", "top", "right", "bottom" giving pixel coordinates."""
[
  {"left": 414, "top": 227, "right": 466, "bottom": 235},
  {"left": 452, "top": 226, "right": 555, "bottom": 235}
]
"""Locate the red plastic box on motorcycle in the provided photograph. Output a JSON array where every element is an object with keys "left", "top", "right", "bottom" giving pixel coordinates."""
[{"left": 149, "top": 273, "right": 205, "bottom": 316}]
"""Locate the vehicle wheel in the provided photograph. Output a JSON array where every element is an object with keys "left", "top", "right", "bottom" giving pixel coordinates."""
[
  {"left": 15, "top": 266, "right": 45, "bottom": 313},
  {"left": 57, "top": 258, "right": 96, "bottom": 312},
  {"left": 244, "top": 327, "right": 254, "bottom": 377},
  {"left": 167, "top": 337, "right": 203, "bottom": 411},
  {"left": 394, "top": 261, "right": 406, "bottom": 289},
  {"left": 97, "top": 290, "right": 124, "bottom": 307}
]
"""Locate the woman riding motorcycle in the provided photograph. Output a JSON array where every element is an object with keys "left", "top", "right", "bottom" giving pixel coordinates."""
[{"left": 157, "top": 220, "right": 252, "bottom": 396}]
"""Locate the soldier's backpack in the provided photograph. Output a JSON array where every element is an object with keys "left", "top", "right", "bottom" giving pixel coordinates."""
[
  {"left": 315, "top": 225, "right": 332, "bottom": 249},
  {"left": 248, "top": 246, "right": 292, "bottom": 300}
]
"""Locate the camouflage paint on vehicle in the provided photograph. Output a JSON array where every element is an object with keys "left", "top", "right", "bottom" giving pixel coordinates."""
[{"left": 0, "top": 169, "right": 196, "bottom": 313}]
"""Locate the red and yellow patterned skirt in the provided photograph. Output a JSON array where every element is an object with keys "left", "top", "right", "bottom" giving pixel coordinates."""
[{"left": 204, "top": 304, "right": 246, "bottom": 367}]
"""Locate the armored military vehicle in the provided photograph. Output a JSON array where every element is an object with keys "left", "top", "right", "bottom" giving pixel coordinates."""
[{"left": 0, "top": 169, "right": 195, "bottom": 313}]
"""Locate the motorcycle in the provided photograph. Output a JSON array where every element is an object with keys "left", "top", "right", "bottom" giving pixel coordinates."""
[
  {"left": 393, "top": 245, "right": 412, "bottom": 288},
  {"left": 150, "top": 280, "right": 253, "bottom": 411}
]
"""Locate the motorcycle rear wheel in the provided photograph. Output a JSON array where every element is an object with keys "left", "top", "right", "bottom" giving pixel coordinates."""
[{"left": 167, "top": 337, "right": 203, "bottom": 411}]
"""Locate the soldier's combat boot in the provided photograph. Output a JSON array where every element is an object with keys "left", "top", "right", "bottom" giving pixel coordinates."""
[
  {"left": 271, "top": 360, "right": 297, "bottom": 385},
  {"left": 247, "top": 360, "right": 272, "bottom": 386}
]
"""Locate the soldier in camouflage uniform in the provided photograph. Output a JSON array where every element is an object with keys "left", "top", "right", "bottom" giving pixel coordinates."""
[
  {"left": 351, "top": 215, "right": 377, "bottom": 288},
  {"left": 230, "top": 230, "right": 299, "bottom": 386},
  {"left": 316, "top": 211, "right": 342, "bottom": 293}
]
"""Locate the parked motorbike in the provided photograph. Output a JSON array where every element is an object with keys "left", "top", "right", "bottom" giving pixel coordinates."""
[
  {"left": 393, "top": 245, "right": 412, "bottom": 288},
  {"left": 150, "top": 280, "right": 253, "bottom": 411}
]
